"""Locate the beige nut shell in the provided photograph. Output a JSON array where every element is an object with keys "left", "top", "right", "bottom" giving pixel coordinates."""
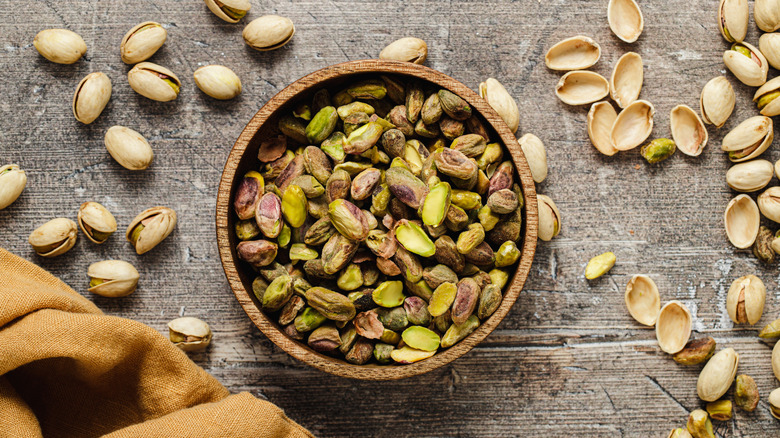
[
  {"left": 624, "top": 275, "right": 660, "bottom": 326},
  {"left": 126, "top": 206, "right": 177, "bottom": 254},
  {"left": 78, "top": 201, "right": 118, "bottom": 243},
  {"left": 34, "top": 29, "right": 87, "bottom": 64},
  {"left": 29, "top": 218, "right": 78, "bottom": 257},
  {"left": 104, "top": 125, "right": 154, "bottom": 170},
  {"left": 88, "top": 260, "right": 140, "bottom": 297},
  {"left": 655, "top": 300, "right": 692, "bottom": 354},
  {"left": 127, "top": 62, "right": 181, "bottom": 102},
  {"left": 120, "top": 22, "right": 167, "bottom": 64},
  {"left": 72, "top": 72, "right": 112, "bottom": 124}
]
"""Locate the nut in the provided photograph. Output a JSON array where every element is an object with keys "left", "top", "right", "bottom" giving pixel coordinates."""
[
  {"left": 193, "top": 65, "right": 242, "bottom": 100},
  {"left": 686, "top": 409, "right": 714, "bottom": 438},
  {"left": 242, "top": 15, "right": 295, "bottom": 51},
  {"left": 734, "top": 374, "right": 759, "bottom": 412},
  {"left": 104, "top": 125, "right": 154, "bottom": 170},
  {"left": 672, "top": 337, "right": 716, "bottom": 365},
  {"left": 127, "top": 62, "right": 181, "bottom": 102},
  {"left": 78, "top": 201, "right": 117, "bottom": 244},
  {"left": 29, "top": 218, "right": 78, "bottom": 257},
  {"left": 34, "top": 29, "right": 86, "bottom": 64},
  {"left": 584, "top": 251, "right": 616, "bottom": 280},
  {"left": 72, "top": 72, "right": 112, "bottom": 124},
  {"left": 87, "top": 260, "right": 139, "bottom": 297},
  {"left": 126, "top": 206, "right": 177, "bottom": 254},
  {"left": 705, "top": 400, "right": 732, "bottom": 421},
  {"left": 120, "top": 22, "right": 166, "bottom": 64},
  {"left": 769, "top": 387, "right": 780, "bottom": 419},
  {"left": 168, "top": 317, "right": 212, "bottom": 352},
  {"left": 0, "top": 164, "right": 27, "bottom": 210},
  {"left": 640, "top": 138, "right": 676, "bottom": 164}
]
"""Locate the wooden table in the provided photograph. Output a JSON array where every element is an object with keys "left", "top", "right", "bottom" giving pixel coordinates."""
[{"left": 3, "top": 0, "right": 778, "bottom": 435}]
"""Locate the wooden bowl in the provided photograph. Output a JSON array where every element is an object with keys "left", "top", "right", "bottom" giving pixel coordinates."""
[{"left": 216, "top": 60, "right": 538, "bottom": 380}]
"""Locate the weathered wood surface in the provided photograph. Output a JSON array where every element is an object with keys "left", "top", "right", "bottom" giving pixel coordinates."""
[{"left": 2, "top": 0, "right": 779, "bottom": 435}]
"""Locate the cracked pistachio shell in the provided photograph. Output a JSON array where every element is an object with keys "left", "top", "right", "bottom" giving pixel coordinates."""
[
  {"left": 754, "top": 76, "right": 780, "bottom": 116},
  {"left": 242, "top": 15, "right": 295, "bottom": 51},
  {"left": 725, "top": 159, "right": 773, "bottom": 192},
  {"left": 722, "top": 116, "right": 773, "bottom": 163},
  {"left": 610, "top": 52, "right": 643, "bottom": 108},
  {"left": 537, "top": 194, "right": 561, "bottom": 241},
  {"left": 655, "top": 300, "right": 692, "bottom": 354},
  {"left": 479, "top": 78, "right": 519, "bottom": 133},
  {"left": 700, "top": 76, "right": 735, "bottom": 128},
  {"left": 87, "top": 260, "right": 139, "bottom": 297},
  {"left": 758, "top": 187, "right": 780, "bottom": 223},
  {"left": 770, "top": 387, "right": 780, "bottom": 419},
  {"left": 726, "top": 275, "right": 765, "bottom": 325},
  {"left": 670, "top": 105, "right": 708, "bottom": 157},
  {"left": 78, "top": 202, "right": 117, "bottom": 244},
  {"left": 544, "top": 36, "right": 601, "bottom": 71},
  {"left": 587, "top": 101, "right": 618, "bottom": 156},
  {"left": 718, "top": 0, "right": 748, "bottom": 42},
  {"left": 128, "top": 62, "right": 181, "bottom": 102},
  {"left": 724, "top": 194, "right": 759, "bottom": 248},
  {"left": 72, "top": 72, "right": 112, "bottom": 124},
  {"left": 126, "top": 206, "right": 177, "bottom": 254},
  {"left": 723, "top": 42, "right": 768, "bottom": 87},
  {"left": 554, "top": 71, "right": 609, "bottom": 106},
  {"left": 611, "top": 99, "right": 654, "bottom": 151},
  {"left": 756, "top": 0, "right": 780, "bottom": 32},
  {"left": 0, "top": 164, "right": 27, "bottom": 210},
  {"left": 518, "top": 133, "right": 547, "bottom": 183},
  {"left": 624, "top": 275, "right": 660, "bottom": 326},
  {"left": 205, "top": 0, "right": 250, "bottom": 23},
  {"left": 379, "top": 37, "right": 427, "bottom": 64},
  {"left": 29, "top": 218, "right": 78, "bottom": 257},
  {"left": 168, "top": 317, "right": 211, "bottom": 352},
  {"left": 120, "top": 22, "right": 166, "bottom": 64},
  {"left": 697, "top": 348, "right": 739, "bottom": 401},
  {"left": 104, "top": 125, "right": 154, "bottom": 170},
  {"left": 608, "top": 0, "right": 643, "bottom": 43},
  {"left": 760, "top": 33, "right": 780, "bottom": 70},
  {"left": 34, "top": 29, "right": 86, "bottom": 64},
  {"left": 193, "top": 65, "right": 241, "bottom": 100}
]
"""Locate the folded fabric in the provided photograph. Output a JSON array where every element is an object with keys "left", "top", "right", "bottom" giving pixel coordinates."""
[{"left": 0, "top": 248, "right": 313, "bottom": 438}]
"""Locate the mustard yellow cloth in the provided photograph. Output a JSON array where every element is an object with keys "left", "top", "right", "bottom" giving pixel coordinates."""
[{"left": 0, "top": 248, "right": 313, "bottom": 438}]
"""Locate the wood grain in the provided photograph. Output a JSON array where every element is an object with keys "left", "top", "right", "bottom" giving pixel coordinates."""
[{"left": 2, "top": 0, "right": 780, "bottom": 435}]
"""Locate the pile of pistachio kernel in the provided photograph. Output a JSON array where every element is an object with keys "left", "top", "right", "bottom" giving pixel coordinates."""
[{"left": 232, "top": 75, "right": 525, "bottom": 365}]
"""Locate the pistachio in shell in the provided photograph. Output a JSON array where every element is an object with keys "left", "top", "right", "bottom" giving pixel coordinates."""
[
  {"left": 104, "top": 125, "right": 154, "bottom": 171},
  {"left": 193, "top": 65, "right": 242, "bottom": 100},
  {"left": 379, "top": 37, "right": 428, "bottom": 64},
  {"left": 697, "top": 347, "right": 739, "bottom": 402},
  {"left": 29, "top": 218, "right": 78, "bottom": 257},
  {"left": 34, "top": 29, "right": 87, "bottom": 64},
  {"left": 168, "top": 317, "right": 212, "bottom": 352},
  {"left": 73, "top": 72, "right": 112, "bottom": 124},
  {"left": 127, "top": 62, "right": 180, "bottom": 102},
  {"left": 87, "top": 260, "right": 139, "bottom": 297},
  {"left": 120, "top": 21, "right": 167, "bottom": 64},
  {"left": 205, "top": 0, "right": 250, "bottom": 23},
  {"left": 126, "top": 206, "right": 177, "bottom": 254},
  {"left": 78, "top": 201, "right": 117, "bottom": 244},
  {"left": 0, "top": 164, "right": 27, "bottom": 210},
  {"left": 726, "top": 274, "right": 766, "bottom": 325},
  {"left": 242, "top": 15, "right": 295, "bottom": 51}
]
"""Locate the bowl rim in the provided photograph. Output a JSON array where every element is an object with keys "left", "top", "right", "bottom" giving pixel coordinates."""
[{"left": 216, "top": 59, "right": 538, "bottom": 380}]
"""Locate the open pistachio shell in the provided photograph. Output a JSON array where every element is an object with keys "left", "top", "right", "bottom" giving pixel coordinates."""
[
  {"left": 726, "top": 159, "right": 773, "bottom": 192},
  {"left": 544, "top": 36, "right": 601, "bottom": 71},
  {"left": 87, "top": 260, "right": 139, "bottom": 297},
  {"left": 718, "top": 0, "right": 748, "bottom": 42},
  {"left": 554, "top": 71, "right": 609, "bottom": 106},
  {"left": 624, "top": 275, "right": 660, "bottom": 326},
  {"left": 759, "top": 32, "right": 780, "bottom": 69},
  {"left": 78, "top": 201, "right": 118, "bottom": 244},
  {"left": 610, "top": 99, "right": 654, "bottom": 151},
  {"left": 28, "top": 218, "right": 78, "bottom": 257},
  {"left": 726, "top": 275, "right": 766, "bottom": 325},
  {"left": 758, "top": 186, "right": 780, "bottom": 223},
  {"left": 670, "top": 105, "right": 708, "bottom": 157},
  {"left": 721, "top": 115, "right": 773, "bottom": 162},
  {"left": 655, "top": 300, "right": 692, "bottom": 354},
  {"left": 126, "top": 206, "right": 177, "bottom": 254},
  {"left": 610, "top": 52, "right": 643, "bottom": 109},
  {"left": 700, "top": 76, "right": 735, "bottom": 128},
  {"left": 697, "top": 348, "right": 739, "bottom": 402},
  {"left": 755, "top": 0, "right": 780, "bottom": 32},
  {"left": 204, "top": 0, "right": 250, "bottom": 23},
  {"left": 753, "top": 76, "right": 780, "bottom": 116},
  {"left": 587, "top": 101, "right": 618, "bottom": 156},
  {"left": 724, "top": 194, "right": 760, "bottom": 248},
  {"left": 608, "top": 0, "right": 644, "bottom": 43},
  {"left": 723, "top": 42, "right": 768, "bottom": 87}
]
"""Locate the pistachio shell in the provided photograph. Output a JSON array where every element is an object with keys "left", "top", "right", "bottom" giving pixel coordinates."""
[
  {"left": 723, "top": 42, "right": 768, "bottom": 87},
  {"left": 544, "top": 36, "right": 601, "bottom": 71},
  {"left": 29, "top": 218, "right": 79, "bottom": 257},
  {"left": 34, "top": 29, "right": 86, "bottom": 64},
  {"left": 478, "top": 78, "right": 519, "bottom": 133},
  {"left": 537, "top": 194, "right": 561, "bottom": 241},
  {"left": 72, "top": 72, "right": 112, "bottom": 124},
  {"left": 554, "top": 71, "right": 609, "bottom": 106},
  {"left": 726, "top": 275, "right": 766, "bottom": 325},
  {"left": 0, "top": 164, "right": 27, "bottom": 210},
  {"left": 87, "top": 260, "right": 139, "bottom": 297},
  {"left": 724, "top": 194, "right": 760, "bottom": 248},
  {"left": 758, "top": 186, "right": 780, "bottom": 222},
  {"left": 773, "top": 342, "right": 780, "bottom": 381},
  {"left": 770, "top": 387, "right": 780, "bottom": 419},
  {"left": 104, "top": 125, "right": 154, "bottom": 170},
  {"left": 204, "top": 0, "right": 250, "bottom": 23},
  {"left": 168, "top": 317, "right": 212, "bottom": 352},
  {"left": 725, "top": 160, "right": 773, "bottom": 192},
  {"left": 610, "top": 52, "right": 643, "bottom": 108},
  {"left": 670, "top": 105, "right": 708, "bottom": 157},
  {"left": 759, "top": 32, "right": 780, "bottom": 69},
  {"left": 120, "top": 22, "right": 167, "bottom": 64},
  {"left": 379, "top": 37, "right": 428, "bottom": 64},
  {"left": 624, "top": 275, "right": 660, "bottom": 326},
  {"left": 608, "top": 0, "right": 644, "bottom": 43},
  {"left": 697, "top": 348, "right": 739, "bottom": 401},
  {"left": 700, "top": 76, "right": 735, "bottom": 128},
  {"left": 127, "top": 62, "right": 181, "bottom": 102},
  {"left": 755, "top": 0, "right": 780, "bottom": 32},
  {"left": 655, "top": 300, "right": 692, "bottom": 354},
  {"left": 78, "top": 202, "right": 117, "bottom": 244},
  {"left": 126, "top": 206, "right": 177, "bottom": 254},
  {"left": 721, "top": 116, "right": 773, "bottom": 162},
  {"left": 753, "top": 76, "right": 780, "bottom": 116},
  {"left": 518, "top": 133, "right": 547, "bottom": 183},
  {"left": 610, "top": 100, "right": 654, "bottom": 151},
  {"left": 193, "top": 65, "right": 241, "bottom": 100},
  {"left": 587, "top": 101, "right": 619, "bottom": 156},
  {"left": 718, "top": 0, "right": 748, "bottom": 42},
  {"left": 242, "top": 15, "right": 295, "bottom": 51}
]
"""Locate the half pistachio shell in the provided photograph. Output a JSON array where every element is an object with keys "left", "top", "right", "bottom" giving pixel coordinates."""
[
  {"left": 755, "top": 0, "right": 780, "bottom": 32},
  {"left": 0, "top": 164, "right": 27, "bottom": 210},
  {"left": 753, "top": 76, "right": 780, "bottom": 116},
  {"left": 204, "top": 0, "right": 250, "bottom": 23},
  {"left": 724, "top": 194, "right": 760, "bottom": 248},
  {"left": 554, "top": 71, "right": 609, "bottom": 106},
  {"left": 610, "top": 99, "right": 654, "bottom": 151},
  {"left": 194, "top": 65, "right": 242, "bottom": 100},
  {"left": 610, "top": 52, "right": 643, "bottom": 109},
  {"left": 126, "top": 206, "right": 177, "bottom": 254},
  {"left": 544, "top": 36, "right": 601, "bottom": 71},
  {"left": 670, "top": 105, "right": 708, "bottom": 157},
  {"left": 759, "top": 32, "right": 780, "bottom": 69},
  {"left": 700, "top": 76, "right": 735, "bottom": 128},
  {"left": 624, "top": 275, "right": 660, "bottom": 326},
  {"left": 104, "top": 125, "right": 154, "bottom": 170},
  {"left": 719, "top": 0, "right": 749, "bottom": 42},
  {"left": 723, "top": 42, "right": 768, "bottom": 87},
  {"left": 120, "top": 22, "right": 167, "bottom": 64},
  {"left": 87, "top": 260, "right": 139, "bottom": 297},
  {"left": 697, "top": 348, "right": 739, "bottom": 402},
  {"left": 242, "top": 15, "right": 295, "bottom": 51},
  {"left": 726, "top": 159, "right": 774, "bottom": 192},
  {"left": 72, "top": 72, "right": 112, "bottom": 124},
  {"left": 379, "top": 37, "right": 428, "bottom": 64},
  {"left": 758, "top": 186, "right": 780, "bottom": 223},
  {"left": 34, "top": 29, "right": 86, "bottom": 64},
  {"left": 721, "top": 115, "right": 773, "bottom": 162},
  {"left": 587, "top": 101, "right": 618, "bottom": 156},
  {"left": 518, "top": 133, "right": 547, "bottom": 183},
  {"left": 608, "top": 0, "right": 644, "bottom": 43},
  {"left": 29, "top": 218, "right": 78, "bottom": 257},
  {"left": 78, "top": 201, "right": 117, "bottom": 244},
  {"left": 127, "top": 62, "right": 180, "bottom": 102},
  {"left": 655, "top": 300, "right": 692, "bottom": 354}
]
